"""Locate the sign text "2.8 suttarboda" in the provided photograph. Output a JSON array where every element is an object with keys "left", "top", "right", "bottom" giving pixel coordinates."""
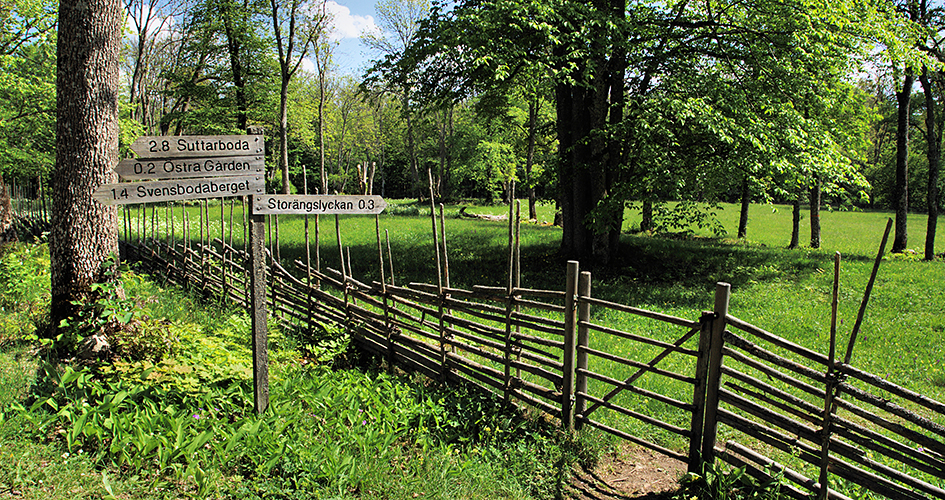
[{"left": 130, "top": 135, "right": 265, "bottom": 158}]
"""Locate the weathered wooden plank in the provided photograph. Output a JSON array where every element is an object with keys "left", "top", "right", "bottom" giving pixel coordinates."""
[{"left": 130, "top": 134, "right": 264, "bottom": 158}]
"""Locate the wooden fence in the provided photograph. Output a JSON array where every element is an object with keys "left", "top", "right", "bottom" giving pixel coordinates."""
[{"left": 7, "top": 196, "right": 945, "bottom": 500}]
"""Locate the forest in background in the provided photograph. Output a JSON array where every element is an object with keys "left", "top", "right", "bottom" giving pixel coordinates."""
[{"left": 1, "top": 0, "right": 943, "bottom": 261}]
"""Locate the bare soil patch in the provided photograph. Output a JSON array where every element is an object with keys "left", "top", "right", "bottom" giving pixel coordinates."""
[{"left": 567, "top": 445, "right": 687, "bottom": 499}]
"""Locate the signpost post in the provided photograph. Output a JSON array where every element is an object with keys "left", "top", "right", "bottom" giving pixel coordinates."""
[
  {"left": 96, "top": 134, "right": 388, "bottom": 415},
  {"left": 97, "top": 134, "right": 272, "bottom": 414}
]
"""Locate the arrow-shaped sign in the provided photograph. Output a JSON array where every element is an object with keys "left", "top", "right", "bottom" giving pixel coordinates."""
[
  {"left": 94, "top": 175, "right": 265, "bottom": 205},
  {"left": 130, "top": 135, "right": 265, "bottom": 158},
  {"left": 115, "top": 156, "right": 264, "bottom": 181},
  {"left": 252, "top": 195, "right": 388, "bottom": 215}
]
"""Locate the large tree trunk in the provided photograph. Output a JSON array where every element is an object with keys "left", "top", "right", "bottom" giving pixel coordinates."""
[
  {"left": 737, "top": 175, "right": 750, "bottom": 239},
  {"left": 893, "top": 71, "right": 914, "bottom": 253},
  {"left": 641, "top": 198, "right": 653, "bottom": 232},
  {"left": 404, "top": 95, "right": 422, "bottom": 202},
  {"left": 788, "top": 186, "right": 800, "bottom": 249},
  {"left": 526, "top": 96, "right": 538, "bottom": 220},
  {"left": 921, "top": 69, "right": 941, "bottom": 260},
  {"left": 555, "top": 0, "right": 626, "bottom": 265},
  {"left": 222, "top": 0, "right": 250, "bottom": 132},
  {"left": 51, "top": 0, "right": 122, "bottom": 332}
]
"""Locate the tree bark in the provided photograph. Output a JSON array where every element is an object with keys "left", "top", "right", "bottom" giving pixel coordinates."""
[
  {"left": 526, "top": 96, "right": 538, "bottom": 220},
  {"left": 810, "top": 178, "right": 821, "bottom": 249},
  {"left": 921, "top": 68, "right": 941, "bottom": 260},
  {"left": 404, "top": 94, "right": 421, "bottom": 202},
  {"left": 892, "top": 71, "right": 913, "bottom": 253},
  {"left": 0, "top": 178, "right": 16, "bottom": 244},
  {"left": 737, "top": 175, "right": 749, "bottom": 239},
  {"left": 51, "top": 0, "right": 122, "bottom": 331},
  {"left": 222, "top": 0, "right": 250, "bottom": 132},
  {"left": 788, "top": 186, "right": 800, "bottom": 249},
  {"left": 555, "top": 0, "right": 626, "bottom": 265},
  {"left": 641, "top": 198, "right": 653, "bottom": 232}
]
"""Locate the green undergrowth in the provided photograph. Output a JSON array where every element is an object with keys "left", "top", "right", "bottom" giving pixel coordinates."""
[{"left": 0, "top": 241, "right": 604, "bottom": 499}]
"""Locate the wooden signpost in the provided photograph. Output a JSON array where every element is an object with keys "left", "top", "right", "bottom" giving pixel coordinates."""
[
  {"left": 96, "top": 134, "right": 387, "bottom": 415},
  {"left": 252, "top": 194, "right": 387, "bottom": 215},
  {"left": 93, "top": 175, "right": 264, "bottom": 205},
  {"left": 114, "top": 155, "right": 264, "bottom": 181},
  {"left": 129, "top": 135, "right": 265, "bottom": 158}
]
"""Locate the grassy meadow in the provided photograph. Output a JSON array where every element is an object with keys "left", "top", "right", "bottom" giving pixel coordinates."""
[
  {"left": 129, "top": 198, "right": 945, "bottom": 406},
  {"left": 3, "top": 199, "right": 943, "bottom": 499}
]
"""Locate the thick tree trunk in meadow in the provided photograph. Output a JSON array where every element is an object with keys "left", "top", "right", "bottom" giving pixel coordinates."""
[
  {"left": 788, "top": 187, "right": 800, "bottom": 249},
  {"left": 51, "top": 0, "right": 122, "bottom": 332},
  {"left": 555, "top": 0, "right": 626, "bottom": 265},
  {"left": 892, "top": 71, "right": 913, "bottom": 254},
  {"left": 737, "top": 175, "right": 749, "bottom": 239},
  {"left": 641, "top": 199, "right": 653, "bottom": 232},
  {"left": 810, "top": 178, "right": 821, "bottom": 249},
  {"left": 526, "top": 98, "right": 538, "bottom": 220},
  {"left": 921, "top": 69, "right": 941, "bottom": 260}
]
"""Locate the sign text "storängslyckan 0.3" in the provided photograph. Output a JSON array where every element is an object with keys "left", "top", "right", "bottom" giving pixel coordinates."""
[{"left": 252, "top": 195, "right": 387, "bottom": 215}]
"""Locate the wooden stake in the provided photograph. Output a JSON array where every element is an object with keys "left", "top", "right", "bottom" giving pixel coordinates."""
[
  {"left": 845, "top": 218, "right": 893, "bottom": 364},
  {"left": 506, "top": 195, "right": 514, "bottom": 294},
  {"left": 315, "top": 214, "right": 321, "bottom": 287},
  {"left": 228, "top": 199, "right": 235, "bottom": 249},
  {"left": 439, "top": 204, "right": 450, "bottom": 288},
  {"left": 702, "top": 282, "right": 731, "bottom": 463},
  {"left": 386, "top": 229, "right": 395, "bottom": 287},
  {"left": 428, "top": 169, "right": 442, "bottom": 292},
  {"left": 575, "top": 270, "right": 591, "bottom": 431},
  {"left": 562, "top": 260, "right": 580, "bottom": 430},
  {"left": 248, "top": 199, "right": 269, "bottom": 414},
  {"left": 335, "top": 214, "right": 344, "bottom": 279},
  {"left": 818, "top": 252, "right": 842, "bottom": 500},
  {"left": 515, "top": 200, "right": 521, "bottom": 289},
  {"left": 376, "top": 215, "right": 386, "bottom": 289}
]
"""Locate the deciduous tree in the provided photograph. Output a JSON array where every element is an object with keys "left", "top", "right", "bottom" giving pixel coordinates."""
[{"left": 51, "top": 0, "right": 123, "bottom": 332}]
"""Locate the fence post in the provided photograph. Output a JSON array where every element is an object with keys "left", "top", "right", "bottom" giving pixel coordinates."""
[
  {"left": 701, "top": 282, "right": 730, "bottom": 463},
  {"left": 574, "top": 270, "right": 591, "bottom": 431},
  {"left": 562, "top": 260, "right": 579, "bottom": 430},
  {"left": 688, "top": 312, "right": 714, "bottom": 473},
  {"left": 249, "top": 201, "right": 269, "bottom": 415}
]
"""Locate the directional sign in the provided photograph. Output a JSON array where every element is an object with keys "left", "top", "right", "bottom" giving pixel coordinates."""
[
  {"left": 93, "top": 175, "right": 264, "bottom": 205},
  {"left": 115, "top": 155, "right": 264, "bottom": 181},
  {"left": 130, "top": 135, "right": 265, "bottom": 159},
  {"left": 252, "top": 194, "right": 387, "bottom": 215}
]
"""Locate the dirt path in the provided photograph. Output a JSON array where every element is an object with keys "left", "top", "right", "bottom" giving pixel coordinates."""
[{"left": 566, "top": 445, "right": 687, "bottom": 499}]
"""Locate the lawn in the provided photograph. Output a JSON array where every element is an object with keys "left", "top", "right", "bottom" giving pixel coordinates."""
[{"left": 4, "top": 199, "right": 943, "bottom": 499}]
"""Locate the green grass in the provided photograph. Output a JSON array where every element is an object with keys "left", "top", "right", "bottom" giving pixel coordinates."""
[
  {"left": 121, "top": 199, "right": 945, "bottom": 404},
  {"left": 65, "top": 199, "right": 945, "bottom": 498},
  {"left": 0, "top": 241, "right": 601, "bottom": 499}
]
